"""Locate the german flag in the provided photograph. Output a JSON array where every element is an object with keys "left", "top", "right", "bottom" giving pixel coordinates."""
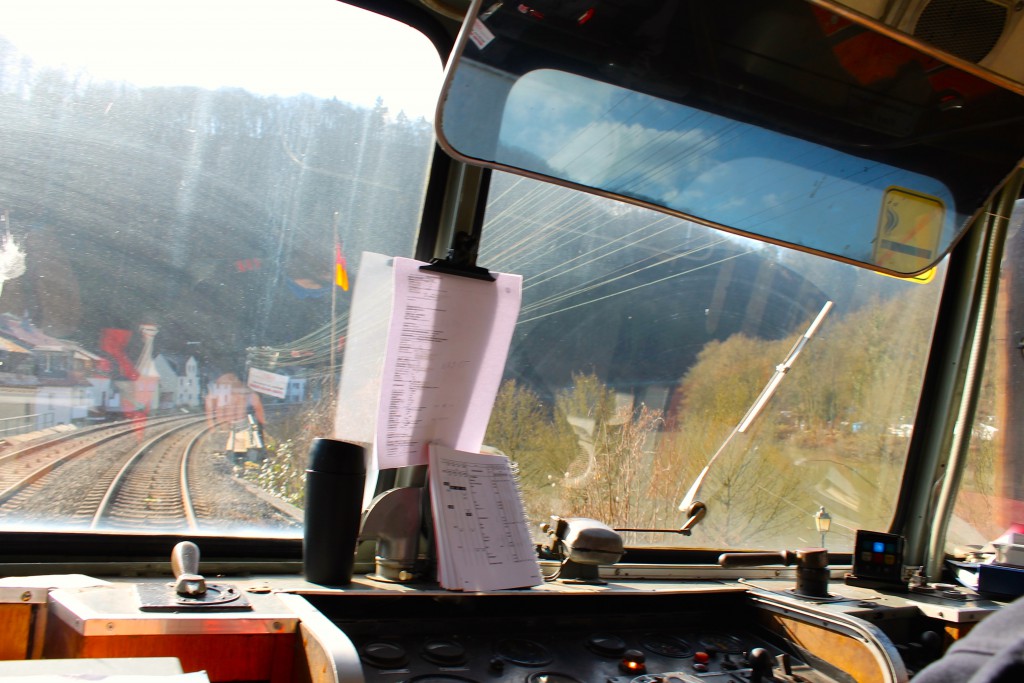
[{"left": 335, "top": 243, "right": 349, "bottom": 291}]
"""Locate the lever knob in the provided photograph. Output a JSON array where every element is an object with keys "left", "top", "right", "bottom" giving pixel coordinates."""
[
  {"left": 171, "top": 541, "right": 206, "bottom": 597},
  {"left": 748, "top": 647, "right": 773, "bottom": 682},
  {"left": 794, "top": 548, "right": 830, "bottom": 597},
  {"left": 719, "top": 550, "right": 793, "bottom": 567},
  {"left": 718, "top": 548, "right": 830, "bottom": 598}
]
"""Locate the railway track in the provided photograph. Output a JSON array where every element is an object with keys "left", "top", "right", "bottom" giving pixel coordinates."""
[
  {"left": 88, "top": 419, "right": 206, "bottom": 530},
  {"left": 0, "top": 415, "right": 199, "bottom": 504},
  {"left": 0, "top": 415, "right": 302, "bottom": 531}
]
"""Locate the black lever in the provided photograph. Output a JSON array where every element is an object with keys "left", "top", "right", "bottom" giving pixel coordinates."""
[
  {"left": 719, "top": 548, "right": 830, "bottom": 598},
  {"left": 747, "top": 647, "right": 774, "bottom": 682}
]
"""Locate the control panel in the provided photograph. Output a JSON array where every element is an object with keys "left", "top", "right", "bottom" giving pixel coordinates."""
[
  {"left": 307, "top": 592, "right": 850, "bottom": 683},
  {"left": 849, "top": 531, "right": 907, "bottom": 586}
]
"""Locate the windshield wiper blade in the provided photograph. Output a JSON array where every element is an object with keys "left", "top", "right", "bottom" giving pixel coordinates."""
[{"left": 677, "top": 300, "right": 834, "bottom": 534}]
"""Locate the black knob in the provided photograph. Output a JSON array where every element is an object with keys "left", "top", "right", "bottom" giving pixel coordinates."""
[
  {"left": 795, "top": 548, "right": 830, "bottom": 598},
  {"left": 920, "top": 630, "right": 943, "bottom": 659},
  {"left": 361, "top": 642, "right": 408, "bottom": 669},
  {"left": 748, "top": 647, "right": 773, "bottom": 682},
  {"left": 422, "top": 639, "right": 467, "bottom": 666},
  {"left": 587, "top": 633, "right": 627, "bottom": 657}
]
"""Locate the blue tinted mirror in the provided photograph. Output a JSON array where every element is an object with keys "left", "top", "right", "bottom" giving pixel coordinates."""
[{"left": 439, "top": 0, "right": 1024, "bottom": 274}]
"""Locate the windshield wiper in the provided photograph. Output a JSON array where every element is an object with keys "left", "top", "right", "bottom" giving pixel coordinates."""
[{"left": 676, "top": 300, "right": 834, "bottom": 535}]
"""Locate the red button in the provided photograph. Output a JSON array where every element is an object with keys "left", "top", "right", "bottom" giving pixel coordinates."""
[
  {"left": 694, "top": 651, "right": 710, "bottom": 664},
  {"left": 619, "top": 649, "right": 646, "bottom": 675}
]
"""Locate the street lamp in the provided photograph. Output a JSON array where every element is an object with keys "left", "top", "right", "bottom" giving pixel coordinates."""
[{"left": 815, "top": 506, "right": 832, "bottom": 548}]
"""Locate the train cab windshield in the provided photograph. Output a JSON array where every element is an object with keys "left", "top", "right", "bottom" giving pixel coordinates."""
[
  {"left": 0, "top": 0, "right": 1020, "bottom": 561},
  {"left": 0, "top": 0, "right": 442, "bottom": 537},
  {"left": 4, "top": 2, "right": 1024, "bottom": 683},
  {"left": 0, "top": 0, "right": 953, "bottom": 556}
]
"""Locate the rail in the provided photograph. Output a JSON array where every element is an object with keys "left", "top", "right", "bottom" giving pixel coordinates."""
[{"left": 0, "top": 412, "right": 55, "bottom": 438}]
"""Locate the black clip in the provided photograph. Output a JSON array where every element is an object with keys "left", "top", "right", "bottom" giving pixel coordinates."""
[{"left": 419, "top": 231, "right": 496, "bottom": 282}]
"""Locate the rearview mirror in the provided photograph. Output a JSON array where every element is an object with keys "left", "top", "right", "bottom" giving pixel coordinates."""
[{"left": 438, "top": 0, "right": 1024, "bottom": 275}]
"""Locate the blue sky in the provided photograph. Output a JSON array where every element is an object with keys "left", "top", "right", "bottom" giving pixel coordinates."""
[{"left": 489, "top": 69, "right": 957, "bottom": 269}]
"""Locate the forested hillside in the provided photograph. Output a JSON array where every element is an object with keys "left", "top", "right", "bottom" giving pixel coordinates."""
[
  {"left": 486, "top": 282, "right": 941, "bottom": 548},
  {"left": 0, "top": 35, "right": 432, "bottom": 373}
]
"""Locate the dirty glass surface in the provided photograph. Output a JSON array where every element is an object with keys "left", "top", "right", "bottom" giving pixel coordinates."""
[
  {"left": 0, "top": 0, "right": 440, "bottom": 534},
  {"left": 953, "top": 203, "right": 1024, "bottom": 552},
  {"left": 480, "top": 172, "right": 947, "bottom": 551},
  {"left": 0, "top": 0, "right": 959, "bottom": 556}
]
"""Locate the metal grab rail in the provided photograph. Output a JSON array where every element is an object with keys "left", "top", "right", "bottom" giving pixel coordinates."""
[{"left": 0, "top": 412, "right": 55, "bottom": 437}]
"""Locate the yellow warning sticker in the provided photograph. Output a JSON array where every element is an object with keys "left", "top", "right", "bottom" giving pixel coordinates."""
[
  {"left": 873, "top": 187, "right": 944, "bottom": 274},
  {"left": 878, "top": 266, "right": 936, "bottom": 284}
]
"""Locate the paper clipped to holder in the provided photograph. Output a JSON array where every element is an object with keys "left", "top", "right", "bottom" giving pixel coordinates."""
[
  {"left": 375, "top": 257, "right": 522, "bottom": 469},
  {"left": 428, "top": 444, "right": 542, "bottom": 591}
]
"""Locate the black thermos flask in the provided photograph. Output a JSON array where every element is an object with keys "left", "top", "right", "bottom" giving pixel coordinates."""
[{"left": 303, "top": 438, "right": 366, "bottom": 585}]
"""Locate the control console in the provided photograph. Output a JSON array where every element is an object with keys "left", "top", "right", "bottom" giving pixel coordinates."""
[{"left": 306, "top": 591, "right": 850, "bottom": 683}]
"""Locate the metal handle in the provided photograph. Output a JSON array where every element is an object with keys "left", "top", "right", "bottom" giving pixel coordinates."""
[
  {"left": 719, "top": 549, "right": 830, "bottom": 598},
  {"left": 718, "top": 550, "right": 794, "bottom": 567},
  {"left": 171, "top": 541, "right": 206, "bottom": 596}
]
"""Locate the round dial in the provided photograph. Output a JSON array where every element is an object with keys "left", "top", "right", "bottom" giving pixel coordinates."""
[
  {"left": 697, "top": 633, "right": 745, "bottom": 654},
  {"left": 526, "top": 674, "right": 583, "bottom": 683},
  {"left": 495, "top": 638, "right": 553, "bottom": 666},
  {"left": 360, "top": 641, "right": 408, "bottom": 669},
  {"left": 587, "top": 633, "right": 627, "bottom": 657},
  {"left": 630, "top": 674, "right": 699, "bottom": 683},
  {"left": 422, "top": 639, "right": 468, "bottom": 666},
  {"left": 640, "top": 633, "right": 693, "bottom": 658}
]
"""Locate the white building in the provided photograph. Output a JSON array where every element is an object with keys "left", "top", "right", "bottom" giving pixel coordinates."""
[
  {"left": 35, "top": 381, "right": 92, "bottom": 427},
  {"left": 287, "top": 375, "right": 306, "bottom": 403},
  {"left": 154, "top": 354, "right": 201, "bottom": 410},
  {"left": 178, "top": 356, "right": 201, "bottom": 408}
]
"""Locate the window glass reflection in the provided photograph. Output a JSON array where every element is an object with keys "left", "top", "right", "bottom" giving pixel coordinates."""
[
  {"left": 481, "top": 172, "right": 945, "bottom": 550},
  {"left": 0, "top": 1, "right": 440, "bottom": 534},
  {"left": 954, "top": 203, "right": 1024, "bottom": 549}
]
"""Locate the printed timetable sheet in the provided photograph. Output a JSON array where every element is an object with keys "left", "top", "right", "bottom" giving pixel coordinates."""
[
  {"left": 375, "top": 257, "right": 522, "bottom": 469},
  {"left": 428, "top": 444, "right": 542, "bottom": 591}
]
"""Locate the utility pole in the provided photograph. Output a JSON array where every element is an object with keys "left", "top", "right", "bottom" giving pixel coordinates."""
[{"left": 329, "top": 210, "right": 340, "bottom": 399}]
